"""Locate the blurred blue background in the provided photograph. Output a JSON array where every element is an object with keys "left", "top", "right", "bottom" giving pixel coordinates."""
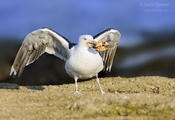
[
  {"left": 0, "top": 0, "right": 175, "bottom": 84},
  {"left": 0, "top": 0, "right": 175, "bottom": 45}
]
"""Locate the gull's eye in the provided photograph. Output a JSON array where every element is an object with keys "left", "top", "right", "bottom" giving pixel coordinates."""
[{"left": 83, "top": 38, "right": 87, "bottom": 40}]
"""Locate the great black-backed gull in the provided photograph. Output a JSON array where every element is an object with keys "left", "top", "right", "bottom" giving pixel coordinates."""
[{"left": 10, "top": 28, "right": 121, "bottom": 94}]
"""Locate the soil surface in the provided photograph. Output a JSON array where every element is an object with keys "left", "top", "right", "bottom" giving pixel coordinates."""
[{"left": 0, "top": 76, "right": 175, "bottom": 120}]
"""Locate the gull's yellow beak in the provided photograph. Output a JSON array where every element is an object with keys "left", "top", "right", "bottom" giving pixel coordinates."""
[{"left": 86, "top": 41, "right": 96, "bottom": 48}]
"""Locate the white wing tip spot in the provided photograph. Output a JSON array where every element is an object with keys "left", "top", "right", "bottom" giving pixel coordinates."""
[{"left": 10, "top": 66, "right": 17, "bottom": 76}]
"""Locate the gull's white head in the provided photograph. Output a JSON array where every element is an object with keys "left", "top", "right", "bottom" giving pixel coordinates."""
[
  {"left": 79, "top": 35, "right": 93, "bottom": 42},
  {"left": 78, "top": 35, "right": 94, "bottom": 48}
]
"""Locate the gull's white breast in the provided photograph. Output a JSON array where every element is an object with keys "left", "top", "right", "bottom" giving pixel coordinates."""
[{"left": 65, "top": 46, "right": 103, "bottom": 79}]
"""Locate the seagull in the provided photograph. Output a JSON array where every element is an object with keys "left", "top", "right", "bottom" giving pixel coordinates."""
[{"left": 10, "top": 28, "right": 121, "bottom": 94}]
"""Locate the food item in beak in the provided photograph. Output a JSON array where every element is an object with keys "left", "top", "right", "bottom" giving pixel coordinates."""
[
  {"left": 87, "top": 41, "right": 110, "bottom": 51},
  {"left": 94, "top": 42, "right": 110, "bottom": 51},
  {"left": 86, "top": 42, "right": 95, "bottom": 48}
]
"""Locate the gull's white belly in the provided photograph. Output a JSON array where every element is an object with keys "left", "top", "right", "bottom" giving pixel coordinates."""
[{"left": 65, "top": 48, "right": 103, "bottom": 79}]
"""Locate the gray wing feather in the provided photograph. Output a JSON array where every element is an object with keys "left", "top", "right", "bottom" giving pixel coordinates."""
[
  {"left": 10, "top": 28, "right": 71, "bottom": 77},
  {"left": 94, "top": 28, "right": 121, "bottom": 72}
]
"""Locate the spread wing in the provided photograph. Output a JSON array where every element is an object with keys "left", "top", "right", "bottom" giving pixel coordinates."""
[
  {"left": 10, "top": 28, "right": 74, "bottom": 77},
  {"left": 94, "top": 28, "right": 121, "bottom": 72}
]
